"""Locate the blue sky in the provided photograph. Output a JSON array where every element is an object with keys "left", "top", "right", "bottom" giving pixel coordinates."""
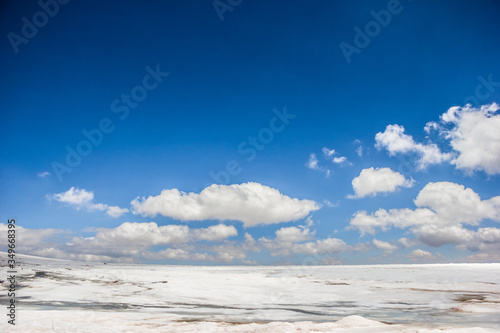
[{"left": 1, "top": 0, "right": 500, "bottom": 265}]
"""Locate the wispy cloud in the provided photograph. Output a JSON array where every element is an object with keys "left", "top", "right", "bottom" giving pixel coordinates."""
[{"left": 306, "top": 153, "right": 321, "bottom": 170}]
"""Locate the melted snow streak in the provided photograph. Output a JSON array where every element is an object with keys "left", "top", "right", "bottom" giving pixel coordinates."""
[{"left": 1, "top": 253, "right": 499, "bottom": 332}]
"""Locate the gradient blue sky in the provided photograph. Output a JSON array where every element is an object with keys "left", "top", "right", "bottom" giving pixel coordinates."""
[{"left": 1, "top": 0, "right": 500, "bottom": 265}]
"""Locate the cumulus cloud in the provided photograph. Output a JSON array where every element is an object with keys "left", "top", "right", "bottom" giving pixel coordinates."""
[
  {"left": 104, "top": 206, "right": 130, "bottom": 218},
  {"left": 131, "top": 182, "right": 320, "bottom": 227},
  {"left": 275, "top": 226, "right": 314, "bottom": 243},
  {"left": 192, "top": 224, "right": 238, "bottom": 242},
  {"left": 349, "top": 167, "right": 414, "bottom": 199},
  {"left": 409, "top": 249, "right": 434, "bottom": 259},
  {"left": 461, "top": 227, "right": 500, "bottom": 253},
  {"left": 142, "top": 248, "right": 213, "bottom": 262},
  {"left": 68, "top": 222, "right": 238, "bottom": 256},
  {"left": 438, "top": 103, "right": 500, "bottom": 175},
  {"left": 376, "top": 103, "right": 500, "bottom": 175},
  {"left": 0, "top": 221, "right": 352, "bottom": 264},
  {"left": 258, "top": 225, "right": 348, "bottom": 257},
  {"left": 51, "top": 187, "right": 94, "bottom": 206},
  {"left": 0, "top": 222, "right": 240, "bottom": 263},
  {"left": 462, "top": 252, "right": 500, "bottom": 263},
  {"left": 292, "top": 238, "right": 348, "bottom": 256},
  {"left": 375, "top": 124, "right": 451, "bottom": 169},
  {"left": 0, "top": 223, "right": 63, "bottom": 251},
  {"left": 413, "top": 181, "right": 500, "bottom": 224},
  {"left": 398, "top": 237, "right": 419, "bottom": 248},
  {"left": 48, "top": 187, "right": 129, "bottom": 218},
  {"left": 372, "top": 239, "right": 397, "bottom": 253},
  {"left": 350, "top": 181, "right": 500, "bottom": 247}
]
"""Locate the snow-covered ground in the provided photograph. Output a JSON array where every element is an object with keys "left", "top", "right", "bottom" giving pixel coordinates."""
[{"left": 1, "top": 253, "right": 499, "bottom": 332}]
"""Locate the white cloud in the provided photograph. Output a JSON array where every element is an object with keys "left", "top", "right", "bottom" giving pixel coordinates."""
[
  {"left": 50, "top": 187, "right": 94, "bottom": 206},
  {"left": 142, "top": 248, "right": 195, "bottom": 261},
  {"left": 69, "top": 222, "right": 237, "bottom": 255},
  {"left": 333, "top": 156, "right": 348, "bottom": 164},
  {"left": 193, "top": 224, "right": 238, "bottom": 242},
  {"left": 68, "top": 222, "right": 191, "bottom": 258},
  {"left": 372, "top": 239, "right": 397, "bottom": 253},
  {"left": 462, "top": 227, "right": 500, "bottom": 252},
  {"left": 306, "top": 153, "right": 321, "bottom": 170},
  {"left": 275, "top": 226, "right": 314, "bottom": 243},
  {"left": 322, "top": 147, "right": 335, "bottom": 158},
  {"left": 292, "top": 238, "right": 347, "bottom": 256},
  {"left": 472, "top": 227, "right": 500, "bottom": 244},
  {"left": 409, "top": 249, "right": 434, "bottom": 259},
  {"left": 37, "top": 171, "right": 50, "bottom": 178},
  {"left": 349, "top": 167, "right": 414, "bottom": 199},
  {"left": 0, "top": 220, "right": 244, "bottom": 263},
  {"left": 350, "top": 181, "right": 500, "bottom": 247},
  {"left": 414, "top": 181, "right": 499, "bottom": 224},
  {"left": 0, "top": 223, "right": 63, "bottom": 250},
  {"left": 308, "top": 147, "right": 351, "bottom": 176},
  {"left": 323, "top": 199, "right": 339, "bottom": 207},
  {"left": 258, "top": 224, "right": 347, "bottom": 257},
  {"left": 49, "top": 187, "right": 129, "bottom": 218},
  {"left": 377, "top": 103, "right": 500, "bottom": 175},
  {"left": 105, "top": 206, "right": 130, "bottom": 218},
  {"left": 131, "top": 182, "right": 320, "bottom": 227},
  {"left": 142, "top": 248, "right": 217, "bottom": 261},
  {"left": 29, "top": 247, "right": 135, "bottom": 263},
  {"left": 322, "top": 147, "right": 351, "bottom": 165},
  {"left": 375, "top": 124, "right": 451, "bottom": 169},
  {"left": 439, "top": 103, "right": 500, "bottom": 175},
  {"left": 305, "top": 216, "right": 314, "bottom": 227},
  {"left": 398, "top": 237, "right": 418, "bottom": 248},
  {"left": 353, "top": 139, "right": 363, "bottom": 157},
  {"left": 462, "top": 252, "right": 500, "bottom": 263},
  {"left": 417, "top": 225, "right": 474, "bottom": 247}
]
